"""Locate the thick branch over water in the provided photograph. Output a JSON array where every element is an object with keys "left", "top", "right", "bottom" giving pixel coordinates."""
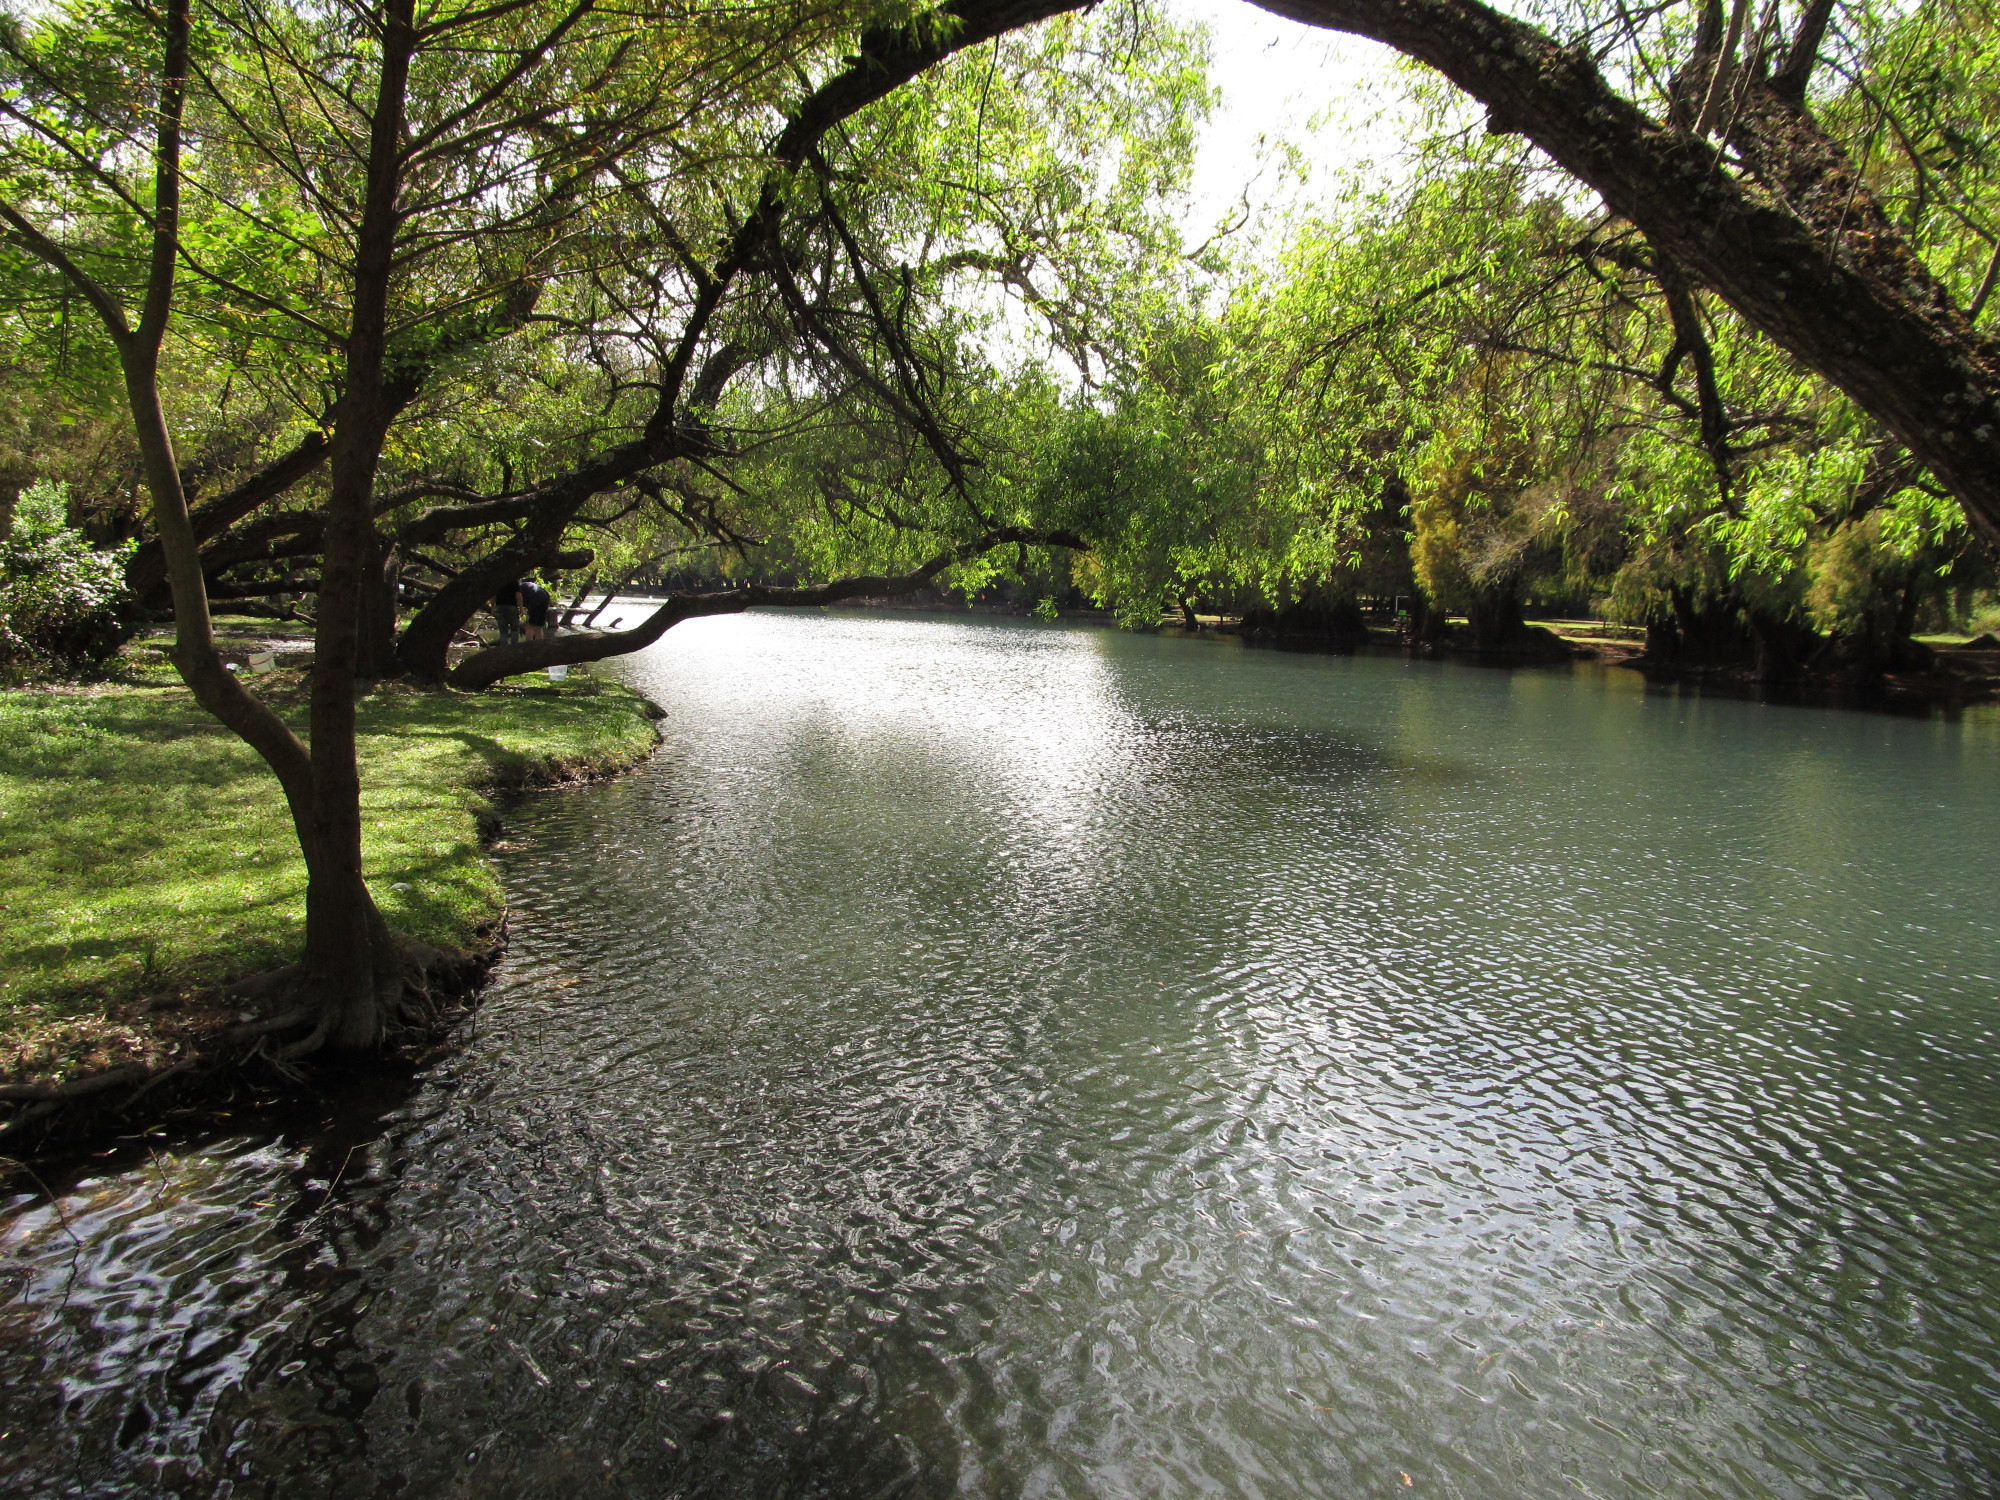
[
  {"left": 449, "top": 527, "right": 1089, "bottom": 689},
  {"left": 1250, "top": 0, "right": 2000, "bottom": 547}
]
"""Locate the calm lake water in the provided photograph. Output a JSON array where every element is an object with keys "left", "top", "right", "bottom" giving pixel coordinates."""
[{"left": 5, "top": 612, "right": 2000, "bottom": 1499}]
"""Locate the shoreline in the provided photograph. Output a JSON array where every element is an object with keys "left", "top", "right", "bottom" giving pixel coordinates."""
[
  {"left": 0, "top": 667, "right": 663, "bottom": 1173},
  {"left": 799, "top": 592, "right": 2000, "bottom": 712},
  {"left": 1156, "top": 618, "right": 2000, "bottom": 714},
  {"left": 10, "top": 606, "right": 1989, "bottom": 1173}
]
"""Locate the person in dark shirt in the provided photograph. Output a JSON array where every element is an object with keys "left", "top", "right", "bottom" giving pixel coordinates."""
[
  {"left": 522, "top": 577, "right": 552, "bottom": 640},
  {"left": 493, "top": 579, "right": 523, "bottom": 644}
]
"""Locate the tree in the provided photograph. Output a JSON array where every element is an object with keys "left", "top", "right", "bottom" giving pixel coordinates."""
[
  {"left": 0, "top": 0, "right": 1122, "bottom": 1051},
  {"left": 1247, "top": 0, "right": 2000, "bottom": 549}
]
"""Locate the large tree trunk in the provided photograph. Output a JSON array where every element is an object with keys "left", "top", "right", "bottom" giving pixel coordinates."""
[
  {"left": 1250, "top": 0, "right": 2000, "bottom": 549},
  {"left": 296, "top": 0, "right": 420, "bottom": 1048},
  {"left": 395, "top": 452, "right": 628, "bottom": 681},
  {"left": 34, "top": 0, "right": 384, "bottom": 1055},
  {"left": 6, "top": 0, "right": 404, "bottom": 1055}
]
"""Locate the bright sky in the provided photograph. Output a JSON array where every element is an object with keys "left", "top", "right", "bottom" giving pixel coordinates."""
[{"left": 1163, "top": 0, "right": 1417, "bottom": 245}]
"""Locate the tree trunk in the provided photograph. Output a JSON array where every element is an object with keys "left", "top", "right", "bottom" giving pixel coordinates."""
[
  {"left": 356, "top": 538, "right": 400, "bottom": 681},
  {"left": 1644, "top": 614, "right": 1680, "bottom": 665},
  {"left": 1465, "top": 587, "right": 1525, "bottom": 652},
  {"left": 581, "top": 577, "right": 632, "bottom": 629},
  {"left": 396, "top": 440, "right": 662, "bottom": 681},
  {"left": 298, "top": 831, "right": 403, "bottom": 1050},
  {"left": 1659, "top": 584, "right": 1754, "bottom": 667},
  {"left": 295, "top": 0, "right": 420, "bottom": 1048},
  {"left": 1750, "top": 611, "right": 1816, "bottom": 684},
  {"left": 557, "top": 573, "right": 596, "bottom": 631},
  {"left": 1415, "top": 593, "right": 1448, "bottom": 649}
]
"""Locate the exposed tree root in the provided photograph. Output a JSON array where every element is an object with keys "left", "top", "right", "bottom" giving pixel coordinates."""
[
  {"left": 0, "top": 1065, "right": 151, "bottom": 1106},
  {"left": 268, "top": 936, "right": 488, "bottom": 1062},
  {"left": 0, "top": 937, "right": 499, "bottom": 1173}
]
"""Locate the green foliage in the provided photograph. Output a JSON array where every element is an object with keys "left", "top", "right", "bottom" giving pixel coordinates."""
[
  {"left": 1801, "top": 511, "right": 1961, "bottom": 665},
  {"left": 1808, "top": 515, "right": 1908, "bottom": 636},
  {"left": 1, "top": 0, "right": 1993, "bottom": 676},
  {"left": 1061, "top": 26, "right": 2000, "bottom": 657},
  {"left": 0, "top": 480, "right": 129, "bottom": 676}
]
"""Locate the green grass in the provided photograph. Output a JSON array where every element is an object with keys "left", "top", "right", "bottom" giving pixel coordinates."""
[
  {"left": 1523, "top": 618, "right": 1645, "bottom": 639},
  {"left": 1915, "top": 631, "right": 2000, "bottom": 647},
  {"left": 0, "top": 666, "right": 658, "bottom": 1070}
]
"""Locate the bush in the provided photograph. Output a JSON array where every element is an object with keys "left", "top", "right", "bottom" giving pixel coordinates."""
[
  {"left": 0, "top": 480, "right": 130, "bottom": 676},
  {"left": 1804, "top": 512, "right": 1931, "bottom": 668}
]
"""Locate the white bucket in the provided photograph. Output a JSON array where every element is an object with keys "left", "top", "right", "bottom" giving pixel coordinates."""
[
  {"left": 547, "top": 664, "right": 568, "bottom": 680},
  {"left": 247, "top": 650, "right": 277, "bottom": 675}
]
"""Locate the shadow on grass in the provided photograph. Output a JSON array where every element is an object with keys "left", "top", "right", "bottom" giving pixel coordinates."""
[
  {"left": 11, "top": 935, "right": 156, "bottom": 969},
  {"left": 427, "top": 728, "right": 519, "bottom": 767}
]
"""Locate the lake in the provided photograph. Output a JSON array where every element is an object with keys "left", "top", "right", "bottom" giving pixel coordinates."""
[{"left": 5, "top": 612, "right": 1999, "bottom": 1498}]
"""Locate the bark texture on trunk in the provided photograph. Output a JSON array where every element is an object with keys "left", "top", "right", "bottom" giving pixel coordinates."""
[
  {"left": 1250, "top": 0, "right": 2000, "bottom": 547},
  {"left": 297, "top": 0, "right": 420, "bottom": 1048}
]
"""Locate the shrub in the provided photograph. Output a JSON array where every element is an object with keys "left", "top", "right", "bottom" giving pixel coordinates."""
[
  {"left": 1800, "top": 511, "right": 1953, "bottom": 670},
  {"left": 0, "top": 480, "right": 131, "bottom": 676}
]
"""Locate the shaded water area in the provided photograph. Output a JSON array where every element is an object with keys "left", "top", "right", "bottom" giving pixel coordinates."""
[{"left": 6, "top": 613, "right": 2000, "bottom": 1499}]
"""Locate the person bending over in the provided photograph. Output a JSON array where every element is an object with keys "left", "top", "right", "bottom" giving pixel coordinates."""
[
  {"left": 493, "top": 579, "right": 523, "bottom": 645},
  {"left": 522, "top": 577, "right": 552, "bottom": 641}
]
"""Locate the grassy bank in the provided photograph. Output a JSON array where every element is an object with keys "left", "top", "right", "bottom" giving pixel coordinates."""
[{"left": 0, "top": 664, "right": 659, "bottom": 1087}]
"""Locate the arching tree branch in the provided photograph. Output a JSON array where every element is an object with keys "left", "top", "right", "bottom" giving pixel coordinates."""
[
  {"left": 1252, "top": 0, "right": 2000, "bottom": 548},
  {"left": 449, "top": 526, "right": 1090, "bottom": 689}
]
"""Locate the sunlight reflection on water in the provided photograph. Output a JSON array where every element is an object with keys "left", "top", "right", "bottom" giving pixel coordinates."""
[{"left": 5, "top": 611, "right": 2000, "bottom": 1499}]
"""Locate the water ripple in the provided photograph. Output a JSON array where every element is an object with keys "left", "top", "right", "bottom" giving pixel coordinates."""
[{"left": 4, "top": 613, "right": 2000, "bottom": 1498}]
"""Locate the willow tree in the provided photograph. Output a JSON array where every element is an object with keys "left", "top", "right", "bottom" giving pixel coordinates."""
[
  {"left": 1214, "top": 26, "right": 1995, "bottom": 667},
  {"left": 1249, "top": 0, "right": 2000, "bottom": 549}
]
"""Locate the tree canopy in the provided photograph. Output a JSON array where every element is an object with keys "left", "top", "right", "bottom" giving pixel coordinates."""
[{"left": 3, "top": 0, "right": 1997, "bottom": 1050}]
